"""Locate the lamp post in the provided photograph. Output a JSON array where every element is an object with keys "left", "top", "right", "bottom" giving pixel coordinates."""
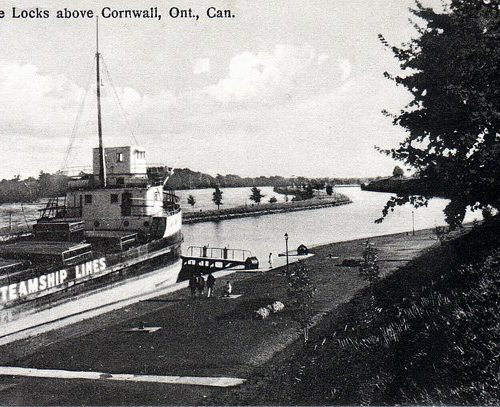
[
  {"left": 412, "top": 211, "right": 415, "bottom": 236},
  {"left": 284, "top": 232, "right": 289, "bottom": 275}
]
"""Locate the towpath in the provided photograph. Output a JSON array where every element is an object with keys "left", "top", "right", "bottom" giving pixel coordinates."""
[{"left": 0, "top": 229, "right": 438, "bottom": 405}]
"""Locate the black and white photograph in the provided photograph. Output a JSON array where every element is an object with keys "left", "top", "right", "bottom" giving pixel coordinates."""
[{"left": 0, "top": 0, "right": 498, "bottom": 405}]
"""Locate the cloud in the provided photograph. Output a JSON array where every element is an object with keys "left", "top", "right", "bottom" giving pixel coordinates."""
[
  {"left": 337, "top": 59, "right": 352, "bottom": 81},
  {"left": 204, "top": 44, "right": 339, "bottom": 105},
  {"left": 0, "top": 62, "right": 83, "bottom": 135},
  {"left": 317, "top": 53, "right": 329, "bottom": 65},
  {"left": 193, "top": 58, "right": 210, "bottom": 75},
  {"left": 0, "top": 48, "right": 367, "bottom": 177}
]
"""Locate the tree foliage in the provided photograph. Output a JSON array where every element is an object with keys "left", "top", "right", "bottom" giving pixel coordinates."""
[
  {"left": 358, "top": 240, "right": 380, "bottom": 285},
  {"left": 0, "top": 171, "right": 69, "bottom": 204},
  {"left": 212, "top": 186, "right": 223, "bottom": 210},
  {"left": 378, "top": 1, "right": 500, "bottom": 227},
  {"left": 392, "top": 166, "right": 405, "bottom": 177},
  {"left": 325, "top": 185, "right": 333, "bottom": 196},
  {"left": 287, "top": 261, "right": 316, "bottom": 342},
  {"left": 249, "top": 186, "right": 265, "bottom": 205}
]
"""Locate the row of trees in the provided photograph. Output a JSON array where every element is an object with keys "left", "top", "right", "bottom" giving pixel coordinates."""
[
  {"left": 187, "top": 183, "right": 336, "bottom": 210},
  {"left": 186, "top": 186, "right": 275, "bottom": 210},
  {"left": 0, "top": 172, "right": 69, "bottom": 204},
  {"left": 165, "top": 168, "right": 378, "bottom": 190}
]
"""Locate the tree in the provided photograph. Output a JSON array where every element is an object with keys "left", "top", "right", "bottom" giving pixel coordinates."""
[
  {"left": 392, "top": 166, "right": 404, "bottom": 178},
  {"left": 310, "top": 180, "right": 325, "bottom": 192},
  {"left": 287, "top": 262, "right": 316, "bottom": 343},
  {"left": 269, "top": 196, "right": 278, "bottom": 203},
  {"left": 304, "top": 184, "right": 314, "bottom": 199},
  {"left": 358, "top": 240, "right": 380, "bottom": 312},
  {"left": 37, "top": 171, "right": 69, "bottom": 198},
  {"left": 187, "top": 194, "right": 196, "bottom": 207},
  {"left": 249, "top": 186, "right": 265, "bottom": 205},
  {"left": 358, "top": 240, "right": 380, "bottom": 285},
  {"left": 378, "top": 1, "right": 500, "bottom": 228},
  {"left": 325, "top": 185, "right": 333, "bottom": 196},
  {"left": 212, "top": 186, "right": 223, "bottom": 210}
]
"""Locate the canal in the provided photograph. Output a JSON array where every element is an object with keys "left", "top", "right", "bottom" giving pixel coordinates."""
[
  {"left": 180, "top": 186, "right": 480, "bottom": 268},
  {"left": 0, "top": 186, "right": 481, "bottom": 268}
]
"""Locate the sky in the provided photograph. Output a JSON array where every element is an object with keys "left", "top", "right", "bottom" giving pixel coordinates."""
[{"left": 0, "top": 0, "right": 443, "bottom": 179}]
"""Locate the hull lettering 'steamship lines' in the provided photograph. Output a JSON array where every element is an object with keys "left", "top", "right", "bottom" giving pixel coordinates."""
[
  {"left": 0, "top": 258, "right": 107, "bottom": 304},
  {"left": 0, "top": 20, "right": 183, "bottom": 327}
]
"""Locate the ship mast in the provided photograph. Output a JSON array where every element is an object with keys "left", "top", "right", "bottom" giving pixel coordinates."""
[{"left": 95, "top": 17, "right": 106, "bottom": 187}]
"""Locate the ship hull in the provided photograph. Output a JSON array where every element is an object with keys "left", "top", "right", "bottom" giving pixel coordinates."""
[
  {"left": 0, "top": 258, "right": 183, "bottom": 343},
  {"left": 0, "top": 230, "right": 183, "bottom": 330}
]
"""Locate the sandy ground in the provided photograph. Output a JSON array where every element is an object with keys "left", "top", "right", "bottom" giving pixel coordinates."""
[{"left": 0, "top": 229, "right": 439, "bottom": 405}]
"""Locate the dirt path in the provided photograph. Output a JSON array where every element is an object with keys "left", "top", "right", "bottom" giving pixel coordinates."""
[{"left": 0, "top": 229, "right": 438, "bottom": 405}]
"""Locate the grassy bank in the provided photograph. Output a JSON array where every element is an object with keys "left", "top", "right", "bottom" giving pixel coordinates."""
[
  {"left": 0, "top": 229, "right": 437, "bottom": 405},
  {"left": 183, "top": 193, "right": 351, "bottom": 223},
  {"left": 211, "top": 219, "right": 500, "bottom": 405}
]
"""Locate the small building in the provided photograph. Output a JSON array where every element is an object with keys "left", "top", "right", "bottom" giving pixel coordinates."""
[
  {"left": 297, "top": 244, "right": 309, "bottom": 255},
  {"left": 92, "top": 146, "right": 148, "bottom": 187}
]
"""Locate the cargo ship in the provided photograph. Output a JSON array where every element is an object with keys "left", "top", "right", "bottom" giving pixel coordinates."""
[{"left": 0, "top": 25, "right": 183, "bottom": 329}]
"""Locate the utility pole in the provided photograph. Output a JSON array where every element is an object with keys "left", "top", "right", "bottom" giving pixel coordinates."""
[{"left": 284, "top": 232, "right": 289, "bottom": 275}]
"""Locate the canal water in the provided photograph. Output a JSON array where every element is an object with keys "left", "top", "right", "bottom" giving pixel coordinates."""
[
  {"left": 181, "top": 186, "right": 480, "bottom": 268},
  {"left": 0, "top": 186, "right": 481, "bottom": 269}
]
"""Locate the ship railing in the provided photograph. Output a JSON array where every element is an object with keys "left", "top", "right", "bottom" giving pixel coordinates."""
[
  {"left": 147, "top": 164, "right": 173, "bottom": 186},
  {"left": 62, "top": 247, "right": 93, "bottom": 266},
  {"left": 162, "top": 207, "right": 181, "bottom": 217},
  {"left": 127, "top": 206, "right": 181, "bottom": 218},
  {"left": 133, "top": 206, "right": 180, "bottom": 218},
  {"left": 163, "top": 190, "right": 180, "bottom": 203},
  {"left": 61, "top": 166, "right": 93, "bottom": 177},
  {"left": 38, "top": 197, "right": 69, "bottom": 219},
  {"left": 186, "top": 246, "right": 252, "bottom": 261},
  {"left": 38, "top": 206, "right": 82, "bottom": 218}
]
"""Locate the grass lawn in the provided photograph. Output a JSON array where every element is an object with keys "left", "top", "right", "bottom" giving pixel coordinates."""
[
  {"left": 0, "top": 228, "right": 439, "bottom": 405},
  {"left": 209, "top": 218, "right": 500, "bottom": 405}
]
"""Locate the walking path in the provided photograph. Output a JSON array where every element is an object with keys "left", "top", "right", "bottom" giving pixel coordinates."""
[
  {"left": 0, "top": 366, "right": 245, "bottom": 387},
  {"left": 0, "top": 229, "right": 439, "bottom": 405}
]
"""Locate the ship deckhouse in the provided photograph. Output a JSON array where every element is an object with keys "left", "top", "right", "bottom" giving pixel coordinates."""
[
  {"left": 32, "top": 20, "right": 182, "bottom": 253},
  {"left": 60, "top": 145, "right": 179, "bottom": 239},
  {"left": 92, "top": 146, "right": 147, "bottom": 187}
]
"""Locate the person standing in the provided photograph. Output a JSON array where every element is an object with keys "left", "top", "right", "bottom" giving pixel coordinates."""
[
  {"left": 197, "top": 275, "right": 206, "bottom": 296},
  {"left": 188, "top": 274, "right": 197, "bottom": 297},
  {"left": 206, "top": 273, "right": 216, "bottom": 297},
  {"left": 268, "top": 252, "right": 273, "bottom": 268},
  {"left": 222, "top": 280, "right": 232, "bottom": 297}
]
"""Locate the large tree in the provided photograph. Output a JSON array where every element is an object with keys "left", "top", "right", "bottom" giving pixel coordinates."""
[
  {"left": 378, "top": 0, "right": 500, "bottom": 227},
  {"left": 249, "top": 186, "right": 265, "bottom": 205},
  {"left": 212, "top": 186, "right": 223, "bottom": 210}
]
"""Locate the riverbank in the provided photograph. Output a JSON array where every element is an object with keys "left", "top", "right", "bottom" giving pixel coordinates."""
[
  {"left": 210, "top": 219, "right": 500, "bottom": 405},
  {"left": 0, "top": 228, "right": 441, "bottom": 405},
  {"left": 361, "top": 176, "right": 445, "bottom": 197},
  {"left": 183, "top": 193, "right": 351, "bottom": 224}
]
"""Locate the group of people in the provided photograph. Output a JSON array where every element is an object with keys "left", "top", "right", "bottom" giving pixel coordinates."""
[{"left": 188, "top": 272, "right": 232, "bottom": 298}]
